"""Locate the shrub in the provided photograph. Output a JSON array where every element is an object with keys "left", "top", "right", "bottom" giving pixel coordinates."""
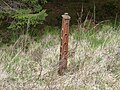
[{"left": 0, "top": 0, "right": 47, "bottom": 31}]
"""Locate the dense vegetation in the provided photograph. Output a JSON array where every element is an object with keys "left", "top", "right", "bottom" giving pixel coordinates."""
[
  {"left": 44, "top": 0, "right": 120, "bottom": 25},
  {"left": 0, "top": 0, "right": 47, "bottom": 44},
  {"left": 0, "top": 22, "right": 120, "bottom": 90},
  {"left": 0, "top": 0, "right": 120, "bottom": 44},
  {"left": 0, "top": 0, "right": 47, "bottom": 30},
  {"left": 0, "top": 1, "right": 120, "bottom": 89}
]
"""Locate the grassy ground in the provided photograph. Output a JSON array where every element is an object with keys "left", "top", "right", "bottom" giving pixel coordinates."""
[{"left": 0, "top": 23, "right": 120, "bottom": 90}]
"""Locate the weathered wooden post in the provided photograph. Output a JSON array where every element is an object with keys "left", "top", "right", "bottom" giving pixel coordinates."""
[{"left": 58, "top": 13, "right": 71, "bottom": 75}]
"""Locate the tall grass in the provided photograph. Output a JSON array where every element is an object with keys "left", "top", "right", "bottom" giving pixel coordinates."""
[{"left": 0, "top": 22, "right": 120, "bottom": 90}]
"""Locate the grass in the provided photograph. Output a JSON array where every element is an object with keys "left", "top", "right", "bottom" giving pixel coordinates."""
[{"left": 0, "top": 22, "right": 120, "bottom": 90}]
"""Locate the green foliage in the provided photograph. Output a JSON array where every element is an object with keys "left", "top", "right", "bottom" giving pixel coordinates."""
[
  {"left": 0, "top": 0, "right": 47, "bottom": 31},
  {"left": 8, "top": 10, "right": 47, "bottom": 30}
]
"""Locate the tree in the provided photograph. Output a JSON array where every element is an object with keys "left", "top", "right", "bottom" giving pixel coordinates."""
[{"left": 0, "top": 0, "right": 47, "bottom": 31}]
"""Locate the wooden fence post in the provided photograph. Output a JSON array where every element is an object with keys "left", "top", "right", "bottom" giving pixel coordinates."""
[{"left": 58, "top": 13, "right": 71, "bottom": 75}]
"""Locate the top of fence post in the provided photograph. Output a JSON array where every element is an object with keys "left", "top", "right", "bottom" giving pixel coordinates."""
[{"left": 62, "top": 13, "right": 71, "bottom": 20}]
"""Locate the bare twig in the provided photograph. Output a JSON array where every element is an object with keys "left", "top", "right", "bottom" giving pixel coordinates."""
[
  {"left": 77, "top": 3, "right": 84, "bottom": 31},
  {"left": 1, "top": 0, "right": 16, "bottom": 11}
]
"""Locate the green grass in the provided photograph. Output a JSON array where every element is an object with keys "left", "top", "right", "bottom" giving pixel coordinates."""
[{"left": 0, "top": 22, "right": 120, "bottom": 90}]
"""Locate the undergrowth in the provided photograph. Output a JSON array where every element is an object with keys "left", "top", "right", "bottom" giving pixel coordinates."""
[{"left": 0, "top": 23, "right": 120, "bottom": 90}]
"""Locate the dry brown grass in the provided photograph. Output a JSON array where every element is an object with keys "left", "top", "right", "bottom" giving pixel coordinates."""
[{"left": 0, "top": 25, "right": 120, "bottom": 90}]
